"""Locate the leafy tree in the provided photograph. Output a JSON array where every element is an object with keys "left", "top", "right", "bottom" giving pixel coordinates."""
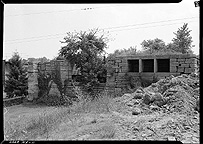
[
  {"left": 141, "top": 38, "right": 166, "bottom": 53},
  {"left": 59, "top": 29, "right": 108, "bottom": 96},
  {"left": 27, "top": 57, "right": 50, "bottom": 64},
  {"left": 172, "top": 23, "right": 193, "bottom": 53},
  {"left": 108, "top": 46, "right": 137, "bottom": 59},
  {"left": 4, "top": 52, "right": 28, "bottom": 98}
]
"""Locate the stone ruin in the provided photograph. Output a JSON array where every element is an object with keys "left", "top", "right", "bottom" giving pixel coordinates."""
[
  {"left": 26, "top": 53, "right": 199, "bottom": 100},
  {"left": 27, "top": 60, "right": 75, "bottom": 100},
  {"left": 27, "top": 59, "right": 105, "bottom": 100},
  {"left": 106, "top": 53, "right": 199, "bottom": 95}
]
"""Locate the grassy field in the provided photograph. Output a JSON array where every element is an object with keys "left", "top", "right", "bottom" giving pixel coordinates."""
[
  {"left": 4, "top": 94, "right": 118, "bottom": 140},
  {"left": 4, "top": 92, "right": 199, "bottom": 142}
]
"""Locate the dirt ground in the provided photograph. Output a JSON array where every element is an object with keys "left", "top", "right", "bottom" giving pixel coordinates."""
[{"left": 4, "top": 73, "right": 200, "bottom": 143}]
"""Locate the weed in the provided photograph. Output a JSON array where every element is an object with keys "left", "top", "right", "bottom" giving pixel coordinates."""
[{"left": 72, "top": 89, "right": 112, "bottom": 114}]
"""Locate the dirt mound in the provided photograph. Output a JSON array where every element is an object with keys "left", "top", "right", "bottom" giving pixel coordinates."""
[
  {"left": 111, "top": 73, "right": 199, "bottom": 143},
  {"left": 123, "top": 73, "right": 199, "bottom": 115}
]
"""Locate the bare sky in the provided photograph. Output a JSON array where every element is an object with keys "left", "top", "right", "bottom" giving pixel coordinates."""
[{"left": 3, "top": 1, "right": 199, "bottom": 60}]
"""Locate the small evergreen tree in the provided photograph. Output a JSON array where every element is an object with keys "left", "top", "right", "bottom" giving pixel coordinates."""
[
  {"left": 172, "top": 23, "right": 193, "bottom": 54},
  {"left": 4, "top": 52, "right": 28, "bottom": 98}
]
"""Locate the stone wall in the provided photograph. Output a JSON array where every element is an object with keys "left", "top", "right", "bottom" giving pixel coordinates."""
[
  {"left": 27, "top": 62, "right": 39, "bottom": 101},
  {"left": 106, "top": 54, "right": 199, "bottom": 94},
  {"left": 27, "top": 59, "right": 106, "bottom": 99}
]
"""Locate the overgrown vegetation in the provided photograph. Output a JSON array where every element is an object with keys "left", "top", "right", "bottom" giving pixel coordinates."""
[
  {"left": 59, "top": 29, "right": 108, "bottom": 98},
  {"left": 36, "top": 64, "right": 71, "bottom": 106},
  {"left": 4, "top": 52, "right": 28, "bottom": 98},
  {"left": 4, "top": 89, "right": 114, "bottom": 140}
]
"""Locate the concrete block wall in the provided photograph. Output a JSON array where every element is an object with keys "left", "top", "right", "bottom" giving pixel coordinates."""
[{"left": 106, "top": 54, "right": 199, "bottom": 94}]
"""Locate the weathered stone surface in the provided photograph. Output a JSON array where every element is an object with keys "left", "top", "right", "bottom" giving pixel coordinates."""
[
  {"left": 49, "top": 82, "right": 61, "bottom": 96},
  {"left": 107, "top": 54, "right": 198, "bottom": 93},
  {"left": 151, "top": 92, "right": 163, "bottom": 102},
  {"left": 170, "top": 66, "right": 177, "bottom": 72},
  {"left": 115, "top": 88, "right": 122, "bottom": 93},
  {"left": 185, "top": 68, "right": 195, "bottom": 73},
  {"left": 115, "top": 59, "right": 122, "bottom": 63},
  {"left": 177, "top": 67, "right": 184, "bottom": 72},
  {"left": 189, "top": 63, "right": 197, "bottom": 68},
  {"left": 132, "top": 107, "right": 142, "bottom": 115},
  {"left": 28, "top": 72, "right": 39, "bottom": 99},
  {"left": 154, "top": 98, "right": 166, "bottom": 107},
  {"left": 178, "top": 58, "right": 185, "bottom": 62},
  {"left": 180, "top": 64, "right": 190, "bottom": 67},
  {"left": 170, "top": 62, "right": 179, "bottom": 66},
  {"left": 135, "top": 87, "right": 144, "bottom": 93},
  {"left": 142, "top": 94, "right": 151, "bottom": 105},
  {"left": 170, "top": 59, "right": 177, "bottom": 62},
  {"left": 149, "top": 105, "right": 160, "bottom": 111},
  {"left": 133, "top": 93, "right": 144, "bottom": 99}
]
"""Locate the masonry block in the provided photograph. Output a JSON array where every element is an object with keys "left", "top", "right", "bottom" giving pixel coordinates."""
[
  {"left": 178, "top": 58, "right": 185, "bottom": 62},
  {"left": 122, "top": 60, "right": 128, "bottom": 63},
  {"left": 185, "top": 58, "right": 192, "bottom": 63},
  {"left": 177, "top": 67, "right": 184, "bottom": 72},
  {"left": 115, "top": 59, "right": 122, "bottom": 63},
  {"left": 190, "top": 58, "right": 197, "bottom": 64},
  {"left": 170, "top": 66, "right": 177, "bottom": 72},
  {"left": 179, "top": 64, "right": 190, "bottom": 67},
  {"left": 115, "top": 87, "right": 122, "bottom": 93},
  {"left": 189, "top": 63, "right": 198, "bottom": 68},
  {"left": 170, "top": 59, "right": 177, "bottom": 62},
  {"left": 170, "top": 62, "right": 179, "bottom": 66},
  {"left": 180, "top": 61, "right": 186, "bottom": 64},
  {"left": 184, "top": 68, "right": 195, "bottom": 74},
  {"left": 178, "top": 54, "right": 191, "bottom": 58}
]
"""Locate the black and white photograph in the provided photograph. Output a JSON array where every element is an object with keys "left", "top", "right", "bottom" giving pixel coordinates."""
[{"left": 2, "top": 1, "right": 200, "bottom": 143}]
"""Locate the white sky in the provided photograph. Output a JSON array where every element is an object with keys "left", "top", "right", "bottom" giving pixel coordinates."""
[{"left": 3, "top": 1, "right": 199, "bottom": 60}]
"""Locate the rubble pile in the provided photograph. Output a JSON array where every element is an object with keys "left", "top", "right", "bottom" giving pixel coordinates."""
[
  {"left": 122, "top": 73, "right": 199, "bottom": 115},
  {"left": 112, "top": 73, "right": 199, "bottom": 142}
]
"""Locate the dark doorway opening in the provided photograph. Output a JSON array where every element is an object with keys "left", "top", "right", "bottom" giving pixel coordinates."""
[
  {"left": 157, "top": 59, "right": 170, "bottom": 72},
  {"left": 142, "top": 59, "right": 154, "bottom": 72},
  {"left": 128, "top": 60, "right": 139, "bottom": 72}
]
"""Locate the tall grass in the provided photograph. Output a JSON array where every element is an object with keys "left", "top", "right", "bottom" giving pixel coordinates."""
[
  {"left": 4, "top": 107, "right": 71, "bottom": 140},
  {"left": 4, "top": 87, "right": 114, "bottom": 140},
  {"left": 71, "top": 88, "right": 113, "bottom": 114}
]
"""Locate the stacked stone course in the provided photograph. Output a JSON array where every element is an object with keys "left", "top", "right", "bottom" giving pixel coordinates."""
[{"left": 106, "top": 54, "right": 199, "bottom": 95}]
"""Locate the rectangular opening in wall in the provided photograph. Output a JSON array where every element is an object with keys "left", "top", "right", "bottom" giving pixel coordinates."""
[
  {"left": 128, "top": 60, "right": 139, "bottom": 72},
  {"left": 157, "top": 59, "right": 170, "bottom": 72},
  {"left": 142, "top": 59, "right": 154, "bottom": 72}
]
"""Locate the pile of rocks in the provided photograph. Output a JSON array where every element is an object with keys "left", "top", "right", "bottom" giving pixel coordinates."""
[{"left": 122, "top": 73, "right": 199, "bottom": 115}]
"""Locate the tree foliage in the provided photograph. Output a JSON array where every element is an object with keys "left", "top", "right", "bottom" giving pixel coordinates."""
[
  {"left": 141, "top": 38, "right": 166, "bottom": 53},
  {"left": 139, "top": 23, "right": 193, "bottom": 54},
  {"left": 172, "top": 23, "right": 193, "bottom": 53},
  {"left": 4, "top": 52, "right": 28, "bottom": 98},
  {"left": 107, "top": 46, "right": 137, "bottom": 59},
  {"left": 59, "top": 29, "right": 108, "bottom": 95}
]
